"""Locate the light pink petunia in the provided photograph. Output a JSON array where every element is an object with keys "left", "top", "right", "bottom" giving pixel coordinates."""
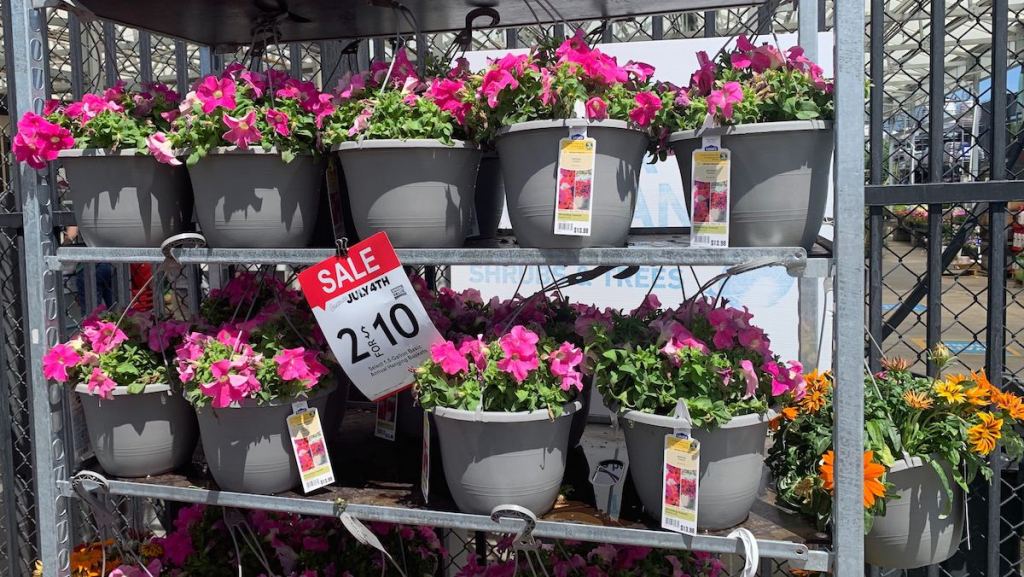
[
  {"left": 739, "top": 359, "right": 759, "bottom": 398},
  {"left": 86, "top": 367, "right": 118, "bottom": 399},
  {"left": 221, "top": 110, "right": 262, "bottom": 150},
  {"left": 146, "top": 132, "right": 181, "bottom": 166},
  {"left": 584, "top": 97, "right": 608, "bottom": 121}
]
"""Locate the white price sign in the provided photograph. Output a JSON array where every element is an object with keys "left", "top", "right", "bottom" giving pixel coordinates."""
[{"left": 298, "top": 233, "right": 442, "bottom": 401}]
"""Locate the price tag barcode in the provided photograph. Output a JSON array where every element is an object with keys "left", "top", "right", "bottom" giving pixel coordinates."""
[{"left": 694, "top": 236, "right": 728, "bottom": 248}]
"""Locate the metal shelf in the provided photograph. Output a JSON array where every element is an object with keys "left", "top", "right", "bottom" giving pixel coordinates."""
[
  {"left": 59, "top": 410, "right": 831, "bottom": 572},
  {"left": 65, "top": 0, "right": 768, "bottom": 47},
  {"left": 48, "top": 233, "right": 832, "bottom": 277}
]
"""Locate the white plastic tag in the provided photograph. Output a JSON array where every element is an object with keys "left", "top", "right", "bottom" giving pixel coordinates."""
[
  {"left": 672, "top": 398, "right": 693, "bottom": 437},
  {"left": 286, "top": 405, "right": 335, "bottom": 493},
  {"left": 690, "top": 136, "right": 730, "bottom": 248},
  {"left": 727, "top": 528, "right": 760, "bottom": 577},
  {"left": 661, "top": 433, "right": 699, "bottom": 535},
  {"left": 299, "top": 232, "right": 443, "bottom": 401},
  {"left": 374, "top": 395, "right": 398, "bottom": 441},
  {"left": 554, "top": 126, "right": 596, "bottom": 237}
]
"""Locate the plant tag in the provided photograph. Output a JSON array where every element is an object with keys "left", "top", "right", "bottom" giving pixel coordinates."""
[
  {"left": 661, "top": 434, "right": 699, "bottom": 535},
  {"left": 690, "top": 136, "right": 730, "bottom": 248},
  {"left": 671, "top": 398, "right": 693, "bottom": 437},
  {"left": 421, "top": 413, "right": 430, "bottom": 504},
  {"left": 299, "top": 232, "right": 443, "bottom": 401},
  {"left": 287, "top": 405, "right": 335, "bottom": 493},
  {"left": 554, "top": 127, "right": 596, "bottom": 237},
  {"left": 374, "top": 395, "right": 398, "bottom": 441}
]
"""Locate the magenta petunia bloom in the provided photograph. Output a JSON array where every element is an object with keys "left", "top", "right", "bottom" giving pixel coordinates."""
[
  {"left": 458, "top": 336, "right": 488, "bottom": 373},
  {"left": 480, "top": 68, "right": 518, "bottom": 109},
  {"left": 82, "top": 320, "right": 128, "bottom": 354},
  {"left": 431, "top": 341, "right": 468, "bottom": 376},
  {"left": 274, "top": 347, "right": 314, "bottom": 382},
  {"left": 196, "top": 76, "right": 237, "bottom": 113},
  {"left": 426, "top": 78, "right": 471, "bottom": 125},
  {"left": 265, "top": 108, "right": 291, "bottom": 137},
  {"left": 222, "top": 110, "right": 262, "bottom": 150},
  {"left": 497, "top": 325, "right": 540, "bottom": 383},
  {"left": 628, "top": 91, "right": 662, "bottom": 127},
  {"left": 12, "top": 113, "right": 74, "bottom": 169},
  {"left": 42, "top": 343, "right": 80, "bottom": 383},
  {"left": 547, "top": 342, "right": 584, "bottom": 392}
]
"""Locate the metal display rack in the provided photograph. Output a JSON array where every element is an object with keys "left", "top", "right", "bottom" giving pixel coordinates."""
[{"left": 6, "top": 0, "right": 865, "bottom": 575}]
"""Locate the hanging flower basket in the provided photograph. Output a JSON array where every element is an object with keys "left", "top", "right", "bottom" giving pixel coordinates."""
[
  {"left": 75, "top": 383, "right": 198, "bottom": 478},
  {"left": 619, "top": 409, "right": 773, "bottom": 530},
  {"left": 59, "top": 149, "right": 193, "bottom": 247},
  {"left": 496, "top": 119, "right": 648, "bottom": 249},
  {"left": 864, "top": 456, "right": 964, "bottom": 569},
  {"left": 668, "top": 121, "right": 833, "bottom": 250},
  {"left": 333, "top": 140, "right": 480, "bottom": 248},
  {"left": 187, "top": 147, "right": 323, "bottom": 248},
  {"left": 194, "top": 383, "right": 336, "bottom": 494}
]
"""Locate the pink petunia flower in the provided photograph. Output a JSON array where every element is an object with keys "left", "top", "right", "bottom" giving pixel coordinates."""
[
  {"left": 195, "top": 76, "right": 237, "bottom": 113},
  {"left": 335, "top": 71, "right": 367, "bottom": 100},
  {"left": 479, "top": 68, "right": 518, "bottom": 109},
  {"left": 707, "top": 81, "right": 744, "bottom": 119},
  {"left": 146, "top": 132, "right": 181, "bottom": 166},
  {"left": 109, "top": 560, "right": 162, "bottom": 577},
  {"left": 348, "top": 106, "right": 373, "bottom": 137},
  {"left": 622, "top": 60, "right": 655, "bottom": 82},
  {"left": 222, "top": 110, "right": 262, "bottom": 150},
  {"left": 546, "top": 342, "right": 584, "bottom": 392},
  {"left": 82, "top": 320, "right": 128, "bottom": 354},
  {"left": 584, "top": 97, "right": 608, "bottom": 121},
  {"left": 306, "top": 93, "right": 335, "bottom": 128},
  {"left": 86, "top": 367, "right": 118, "bottom": 399},
  {"left": 239, "top": 70, "right": 266, "bottom": 98},
  {"left": 430, "top": 341, "right": 468, "bottom": 376},
  {"left": 540, "top": 68, "right": 556, "bottom": 106},
  {"left": 156, "top": 530, "right": 193, "bottom": 565},
  {"left": 426, "top": 78, "right": 471, "bottom": 125},
  {"left": 275, "top": 347, "right": 314, "bottom": 382},
  {"left": 628, "top": 91, "right": 662, "bottom": 127},
  {"left": 458, "top": 336, "right": 488, "bottom": 373},
  {"left": 496, "top": 325, "right": 540, "bottom": 383},
  {"left": 148, "top": 319, "right": 189, "bottom": 352},
  {"left": 690, "top": 51, "right": 716, "bottom": 96},
  {"left": 12, "top": 113, "right": 74, "bottom": 169},
  {"left": 739, "top": 359, "right": 759, "bottom": 398},
  {"left": 42, "top": 343, "right": 80, "bottom": 382},
  {"left": 265, "top": 108, "right": 291, "bottom": 137}
]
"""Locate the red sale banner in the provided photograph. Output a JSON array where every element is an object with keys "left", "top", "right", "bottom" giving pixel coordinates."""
[{"left": 298, "top": 232, "right": 401, "bottom": 310}]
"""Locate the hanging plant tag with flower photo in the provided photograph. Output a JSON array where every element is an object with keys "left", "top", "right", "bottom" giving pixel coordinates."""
[
  {"left": 287, "top": 402, "right": 336, "bottom": 493},
  {"left": 661, "top": 434, "right": 699, "bottom": 535},
  {"left": 298, "top": 232, "right": 443, "bottom": 401},
  {"left": 690, "top": 136, "right": 730, "bottom": 248},
  {"left": 554, "top": 127, "right": 596, "bottom": 236},
  {"left": 374, "top": 395, "right": 398, "bottom": 441}
]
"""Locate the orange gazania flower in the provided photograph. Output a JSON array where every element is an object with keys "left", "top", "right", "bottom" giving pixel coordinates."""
[
  {"left": 799, "top": 370, "right": 831, "bottom": 413},
  {"left": 903, "top": 389, "right": 934, "bottom": 410},
  {"left": 993, "top": 390, "right": 1024, "bottom": 421},
  {"left": 819, "top": 450, "right": 887, "bottom": 508},
  {"left": 967, "top": 412, "right": 1003, "bottom": 455},
  {"left": 965, "top": 384, "right": 992, "bottom": 407}
]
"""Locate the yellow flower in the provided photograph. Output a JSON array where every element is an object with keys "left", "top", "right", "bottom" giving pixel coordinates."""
[
  {"left": 903, "top": 389, "right": 934, "bottom": 410},
  {"left": 945, "top": 373, "right": 969, "bottom": 386},
  {"left": 967, "top": 412, "right": 1003, "bottom": 455},
  {"left": 934, "top": 380, "right": 966, "bottom": 404}
]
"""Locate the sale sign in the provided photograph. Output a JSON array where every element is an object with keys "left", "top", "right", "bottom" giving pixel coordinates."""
[{"left": 298, "top": 233, "right": 442, "bottom": 401}]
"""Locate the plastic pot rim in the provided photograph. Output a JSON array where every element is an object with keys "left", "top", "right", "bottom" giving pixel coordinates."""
[
  {"left": 431, "top": 400, "right": 582, "bottom": 423},
  {"left": 73, "top": 382, "right": 174, "bottom": 397},
  {"left": 495, "top": 118, "right": 647, "bottom": 138},
  {"left": 331, "top": 139, "right": 479, "bottom": 152},
  {"left": 667, "top": 120, "right": 834, "bottom": 142},
  {"left": 618, "top": 407, "right": 776, "bottom": 430},
  {"left": 192, "top": 381, "right": 337, "bottom": 411}
]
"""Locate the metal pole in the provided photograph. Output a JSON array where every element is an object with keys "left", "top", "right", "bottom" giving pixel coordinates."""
[
  {"left": 102, "top": 21, "right": 117, "bottom": 87},
  {"left": 797, "top": 276, "right": 821, "bottom": 370},
  {"left": 174, "top": 41, "right": 189, "bottom": 92},
  {"left": 139, "top": 31, "right": 153, "bottom": 85},
  {"left": 867, "top": 0, "right": 885, "bottom": 374},
  {"left": 798, "top": 0, "right": 818, "bottom": 64},
  {"left": 925, "top": 0, "right": 945, "bottom": 377},
  {"left": 832, "top": 0, "right": 865, "bottom": 574},
  {"left": 987, "top": 3, "right": 1009, "bottom": 576},
  {"left": 4, "top": 0, "right": 73, "bottom": 574}
]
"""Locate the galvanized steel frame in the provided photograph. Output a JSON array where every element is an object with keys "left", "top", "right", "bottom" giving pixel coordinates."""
[{"left": 3, "top": 1, "right": 867, "bottom": 576}]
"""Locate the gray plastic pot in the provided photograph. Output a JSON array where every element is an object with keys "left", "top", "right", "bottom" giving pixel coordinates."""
[
  {"left": 333, "top": 140, "right": 481, "bottom": 248},
  {"left": 74, "top": 383, "right": 198, "bottom": 478},
  {"left": 188, "top": 147, "right": 322, "bottom": 248},
  {"left": 865, "top": 456, "right": 964, "bottom": 569},
  {"left": 195, "top": 383, "right": 335, "bottom": 494},
  {"left": 620, "top": 409, "right": 773, "bottom": 530},
  {"left": 59, "top": 149, "right": 192, "bottom": 248},
  {"left": 495, "top": 119, "right": 648, "bottom": 249},
  {"left": 473, "top": 154, "right": 505, "bottom": 240},
  {"left": 668, "top": 121, "right": 833, "bottom": 250},
  {"left": 432, "top": 401, "right": 581, "bottom": 515}
]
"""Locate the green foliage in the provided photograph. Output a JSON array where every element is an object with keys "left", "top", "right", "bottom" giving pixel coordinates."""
[{"left": 321, "top": 90, "right": 462, "bottom": 145}]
